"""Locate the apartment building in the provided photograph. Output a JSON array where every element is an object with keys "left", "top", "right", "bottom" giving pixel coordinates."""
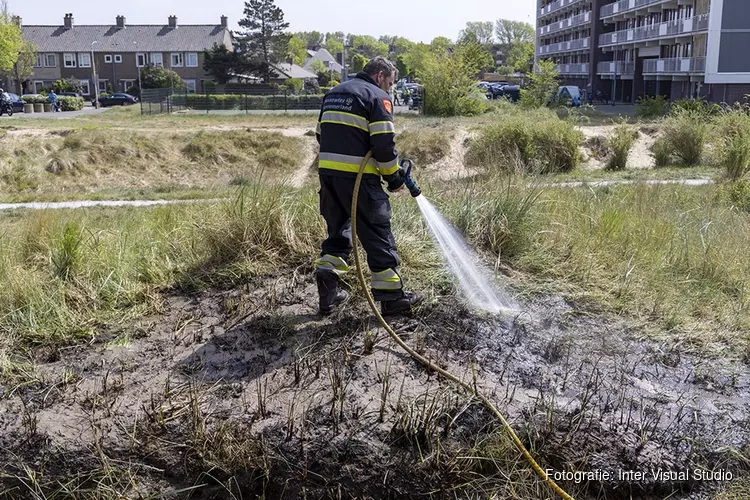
[
  {"left": 537, "top": 0, "right": 750, "bottom": 103},
  {"left": 15, "top": 14, "right": 233, "bottom": 96}
]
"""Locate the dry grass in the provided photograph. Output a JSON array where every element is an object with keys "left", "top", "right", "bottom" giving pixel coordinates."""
[{"left": 396, "top": 126, "right": 454, "bottom": 166}]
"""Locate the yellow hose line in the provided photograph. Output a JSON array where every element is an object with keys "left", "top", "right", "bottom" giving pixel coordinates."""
[{"left": 350, "top": 152, "right": 574, "bottom": 500}]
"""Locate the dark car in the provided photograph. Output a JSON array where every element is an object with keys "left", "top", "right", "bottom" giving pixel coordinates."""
[
  {"left": 5, "top": 93, "right": 26, "bottom": 112},
  {"left": 486, "top": 82, "right": 512, "bottom": 99},
  {"left": 98, "top": 93, "right": 138, "bottom": 107}
]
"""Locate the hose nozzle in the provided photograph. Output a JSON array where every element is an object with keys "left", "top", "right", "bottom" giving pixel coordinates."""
[{"left": 400, "top": 159, "right": 422, "bottom": 198}]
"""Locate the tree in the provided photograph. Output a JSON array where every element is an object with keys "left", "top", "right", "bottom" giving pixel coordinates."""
[
  {"left": 238, "top": 0, "right": 291, "bottom": 82},
  {"left": 456, "top": 39, "right": 494, "bottom": 74},
  {"left": 458, "top": 22, "right": 494, "bottom": 47},
  {"left": 350, "top": 54, "right": 368, "bottom": 74},
  {"left": 392, "top": 37, "right": 414, "bottom": 56},
  {"left": 420, "top": 47, "right": 488, "bottom": 117},
  {"left": 140, "top": 64, "right": 185, "bottom": 89},
  {"left": 520, "top": 59, "right": 559, "bottom": 108},
  {"left": 0, "top": 1, "right": 23, "bottom": 73},
  {"left": 350, "top": 35, "right": 389, "bottom": 59},
  {"left": 53, "top": 77, "right": 83, "bottom": 93},
  {"left": 430, "top": 37, "right": 452, "bottom": 55},
  {"left": 324, "top": 37, "right": 344, "bottom": 61},
  {"left": 295, "top": 31, "right": 323, "bottom": 47},
  {"left": 6, "top": 38, "right": 35, "bottom": 94},
  {"left": 203, "top": 43, "right": 262, "bottom": 84},
  {"left": 507, "top": 40, "right": 535, "bottom": 74},
  {"left": 495, "top": 19, "right": 535, "bottom": 47},
  {"left": 310, "top": 59, "right": 339, "bottom": 86},
  {"left": 288, "top": 35, "right": 308, "bottom": 66}
]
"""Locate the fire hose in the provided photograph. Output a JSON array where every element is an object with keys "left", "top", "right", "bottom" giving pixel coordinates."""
[{"left": 350, "top": 151, "right": 574, "bottom": 500}]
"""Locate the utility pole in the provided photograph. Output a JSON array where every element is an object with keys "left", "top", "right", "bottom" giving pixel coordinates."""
[{"left": 92, "top": 41, "right": 99, "bottom": 108}]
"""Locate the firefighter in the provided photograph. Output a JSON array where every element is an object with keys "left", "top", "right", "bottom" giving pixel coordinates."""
[{"left": 314, "top": 56, "right": 424, "bottom": 316}]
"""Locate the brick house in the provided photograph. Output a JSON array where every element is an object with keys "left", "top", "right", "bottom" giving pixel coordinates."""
[{"left": 17, "top": 13, "right": 233, "bottom": 96}]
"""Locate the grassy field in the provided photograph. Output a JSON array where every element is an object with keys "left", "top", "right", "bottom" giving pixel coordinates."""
[{"left": 0, "top": 104, "right": 748, "bottom": 499}]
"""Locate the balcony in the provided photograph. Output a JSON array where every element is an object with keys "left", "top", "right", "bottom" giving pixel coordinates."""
[
  {"left": 539, "top": 0, "right": 586, "bottom": 19},
  {"left": 555, "top": 63, "right": 590, "bottom": 75},
  {"left": 601, "top": 0, "right": 672, "bottom": 20},
  {"left": 599, "top": 14, "right": 709, "bottom": 47},
  {"left": 539, "top": 11, "right": 592, "bottom": 37},
  {"left": 642, "top": 57, "right": 706, "bottom": 74},
  {"left": 538, "top": 37, "right": 590, "bottom": 56},
  {"left": 597, "top": 61, "right": 636, "bottom": 75}
]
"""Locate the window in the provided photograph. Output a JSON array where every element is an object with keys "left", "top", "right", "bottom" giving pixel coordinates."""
[
  {"left": 64, "top": 53, "right": 76, "bottom": 68},
  {"left": 34, "top": 54, "right": 42, "bottom": 68},
  {"left": 136, "top": 53, "right": 146, "bottom": 67},
  {"left": 98, "top": 80, "right": 109, "bottom": 93},
  {"left": 114, "top": 54, "right": 122, "bottom": 63},
  {"left": 185, "top": 52, "right": 198, "bottom": 67},
  {"left": 33, "top": 81, "right": 45, "bottom": 93},
  {"left": 185, "top": 79, "right": 197, "bottom": 93},
  {"left": 104, "top": 54, "right": 112, "bottom": 63},
  {"left": 121, "top": 79, "right": 135, "bottom": 91},
  {"left": 44, "top": 54, "right": 56, "bottom": 67},
  {"left": 80, "top": 80, "right": 91, "bottom": 95},
  {"left": 78, "top": 53, "right": 91, "bottom": 68},
  {"left": 170, "top": 53, "right": 183, "bottom": 67},
  {"left": 150, "top": 53, "right": 163, "bottom": 66}
]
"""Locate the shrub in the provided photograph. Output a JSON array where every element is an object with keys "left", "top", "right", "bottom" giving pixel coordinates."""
[
  {"left": 713, "top": 107, "right": 750, "bottom": 181},
  {"left": 58, "top": 96, "right": 84, "bottom": 111},
  {"left": 465, "top": 116, "right": 583, "bottom": 174},
  {"left": 285, "top": 78, "right": 303, "bottom": 93},
  {"left": 605, "top": 124, "right": 639, "bottom": 171},
  {"left": 670, "top": 97, "right": 721, "bottom": 118},
  {"left": 53, "top": 77, "right": 84, "bottom": 94},
  {"left": 635, "top": 95, "right": 668, "bottom": 119},
  {"left": 22, "top": 95, "right": 47, "bottom": 104},
  {"left": 662, "top": 109, "right": 708, "bottom": 166},
  {"left": 421, "top": 43, "right": 490, "bottom": 117},
  {"left": 396, "top": 127, "right": 453, "bottom": 165},
  {"left": 519, "top": 59, "right": 559, "bottom": 108},
  {"left": 180, "top": 93, "right": 324, "bottom": 111},
  {"left": 650, "top": 137, "right": 673, "bottom": 167},
  {"left": 725, "top": 180, "right": 750, "bottom": 212}
]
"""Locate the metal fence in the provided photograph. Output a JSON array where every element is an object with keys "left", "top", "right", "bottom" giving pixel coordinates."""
[{"left": 140, "top": 87, "right": 325, "bottom": 115}]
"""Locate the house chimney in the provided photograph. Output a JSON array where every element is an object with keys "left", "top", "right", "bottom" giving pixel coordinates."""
[
  {"left": 116, "top": 15, "right": 125, "bottom": 28},
  {"left": 168, "top": 15, "right": 177, "bottom": 28},
  {"left": 11, "top": 16, "right": 21, "bottom": 27},
  {"left": 64, "top": 13, "right": 73, "bottom": 29},
  {"left": 220, "top": 15, "right": 228, "bottom": 28}
]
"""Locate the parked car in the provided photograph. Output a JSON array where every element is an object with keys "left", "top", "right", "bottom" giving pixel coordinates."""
[
  {"left": 98, "top": 93, "right": 138, "bottom": 107},
  {"left": 486, "top": 82, "right": 512, "bottom": 99},
  {"left": 5, "top": 93, "right": 26, "bottom": 113},
  {"left": 556, "top": 86, "right": 581, "bottom": 106}
]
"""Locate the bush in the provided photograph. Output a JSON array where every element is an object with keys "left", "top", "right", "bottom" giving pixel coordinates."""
[
  {"left": 662, "top": 109, "right": 708, "bottom": 166},
  {"left": 285, "top": 78, "right": 303, "bottom": 93},
  {"left": 670, "top": 98, "right": 721, "bottom": 118},
  {"left": 22, "top": 95, "right": 47, "bottom": 104},
  {"left": 420, "top": 44, "right": 490, "bottom": 117},
  {"left": 58, "top": 96, "right": 84, "bottom": 111},
  {"left": 178, "top": 93, "right": 324, "bottom": 111},
  {"left": 635, "top": 95, "right": 668, "bottom": 119},
  {"left": 396, "top": 127, "right": 453, "bottom": 165},
  {"left": 650, "top": 137, "right": 673, "bottom": 167},
  {"left": 725, "top": 180, "right": 750, "bottom": 212},
  {"left": 519, "top": 59, "right": 559, "bottom": 108},
  {"left": 53, "top": 77, "right": 84, "bottom": 94},
  {"left": 605, "top": 124, "right": 639, "bottom": 171},
  {"left": 713, "top": 108, "right": 750, "bottom": 181},
  {"left": 465, "top": 116, "right": 583, "bottom": 174}
]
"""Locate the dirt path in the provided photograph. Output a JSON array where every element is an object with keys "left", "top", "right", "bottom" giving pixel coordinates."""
[{"left": 1, "top": 271, "right": 747, "bottom": 498}]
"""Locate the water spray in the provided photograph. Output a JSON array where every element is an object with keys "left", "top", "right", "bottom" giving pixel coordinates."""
[{"left": 351, "top": 152, "right": 574, "bottom": 500}]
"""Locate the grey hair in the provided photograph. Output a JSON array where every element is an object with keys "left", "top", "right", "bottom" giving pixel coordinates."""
[{"left": 362, "top": 56, "right": 398, "bottom": 79}]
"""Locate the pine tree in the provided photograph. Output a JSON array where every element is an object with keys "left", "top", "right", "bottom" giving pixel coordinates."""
[{"left": 238, "top": 0, "right": 291, "bottom": 83}]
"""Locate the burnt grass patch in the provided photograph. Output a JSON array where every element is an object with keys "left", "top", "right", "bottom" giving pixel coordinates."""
[{"left": 0, "top": 272, "right": 748, "bottom": 499}]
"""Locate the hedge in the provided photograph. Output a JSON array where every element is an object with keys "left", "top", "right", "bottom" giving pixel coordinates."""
[
  {"left": 22, "top": 95, "right": 48, "bottom": 104},
  {"left": 58, "top": 96, "right": 85, "bottom": 111},
  {"left": 175, "top": 93, "right": 326, "bottom": 111}
]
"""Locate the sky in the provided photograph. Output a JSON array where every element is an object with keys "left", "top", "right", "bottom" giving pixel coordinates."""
[{"left": 8, "top": 0, "right": 537, "bottom": 43}]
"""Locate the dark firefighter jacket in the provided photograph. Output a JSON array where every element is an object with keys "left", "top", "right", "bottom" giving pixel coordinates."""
[{"left": 315, "top": 72, "right": 403, "bottom": 190}]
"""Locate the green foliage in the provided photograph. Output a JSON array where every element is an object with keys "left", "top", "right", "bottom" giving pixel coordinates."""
[
  {"left": 519, "top": 59, "right": 558, "bottom": 108},
  {"left": 649, "top": 137, "right": 672, "bottom": 167},
  {"left": 287, "top": 35, "right": 307, "bottom": 66},
  {"left": 662, "top": 109, "right": 708, "bottom": 166},
  {"left": 53, "top": 77, "right": 83, "bottom": 94},
  {"left": 51, "top": 221, "right": 83, "bottom": 280},
  {"left": 635, "top": 95, "right": 668, "bottom": 118},
  {"left": 605, "top": 124, "right": 639, "bottom": 171},
  {"left": 350, "top": 54, "right": 367, "bottom": 73},
  {"left": 140, "top": 64, "right": 185, "bottom": 89},
  {"left": 465, "top": 116, "right": 583, "bottom": 173},
  {"left": 396, "top": 127, "right": 454, "bottom": 165},
  {"left": 323, "top": 33, "right": 344, "bottom": 59},
  {"left": 179, "top": 93, "right": 324, "bottom": 111},
  {"left": 237, "top": 0, "right": 291, "bottom": 82},
  {"left": 669, "top": 97, "right": 721, "bottom": 117},
  {"left": 455, "top": 38, "right": 494, "bottom": 73},
  {"left": 458, "top": 21, "right": 494, "bottom": 46},
  {"left": 6, "top": 38, "right": 36, "bottom": 94},
  {"left": 420, "top": 45, "right": 488, "bottom": 117},
  {"left": 713, "top": 107, "right": 750, "bottom": 181},
  {"left": 21, "top": 95, "right": 47, "bottom": 104},
  {"left": 203, "top": 43, "right": 261, "bottom": 84},
  {"left": 350, "top": 35, "right": 389, "bottom": 59},
  {"left": 495, "top": 19, "right": 535, "bottom": 73},
  {"left": 294, "top": 31, "right": 323, "bottom": 46},
  {"left": 0, "top": 3, "right": 23, "bottom": 72},
  {"left": 57, "top": 96, "right": 86, "bottom": 111},
  {"left": 284, "top": 78, "right": 303, "bottom": 93},
  {"left": 725, "top": 180, "right": 750, "bottom": 212}
]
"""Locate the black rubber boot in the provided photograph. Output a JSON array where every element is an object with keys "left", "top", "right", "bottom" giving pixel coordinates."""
[
  {"left": 381, "top": 291, "right": 424, "bottom": 317},
  {"left": 316, "top": 271, "right": 349, "bottom": 315}
]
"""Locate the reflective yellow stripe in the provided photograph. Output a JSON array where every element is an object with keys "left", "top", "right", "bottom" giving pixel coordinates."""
[
  {"left": 316, "top": 121, "right": 321, "bottom": 134},
  {"left": 371, "top": 268, "right": 403, "bottom": 290},
  {"left": 321, "top": 111, "right": 368, "bottom": 131},
  {"left": 320, "top": 159, "right": 380, "bottom": 175},
  {"left": 315, "top": 254, "right": 349, "bottom": 276},
  {"left": 369, "top": 121, "right": 395, "bottom": 135},
  {"left": 378, "top": 159, "right": 399, "bottom": 176}
]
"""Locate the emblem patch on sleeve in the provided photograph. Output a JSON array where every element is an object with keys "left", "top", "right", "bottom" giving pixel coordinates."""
[{"left": 383, "top": 99, "right": 393, "bottom": 114}]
